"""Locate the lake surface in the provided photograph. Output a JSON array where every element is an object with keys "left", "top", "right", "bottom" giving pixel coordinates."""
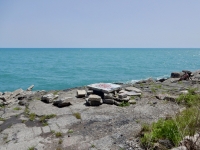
[{"left": 0, "top": 48, "right": 200, "bottom": 92}]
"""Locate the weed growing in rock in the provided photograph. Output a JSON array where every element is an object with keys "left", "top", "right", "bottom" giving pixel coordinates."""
[
  {"left": 176, "top": 88, "right": 200, "bottom": 107},
  {"left": 140, "top": 89, "right": 200, "bottom": 149},
  {"left": 39, "top": 114, "right": 56, "bottom": 126},
  {"left": 24, "top": 107, "right": 30, "bottom": 115},
  {"left": 21, "top": 120, "right": 27, "bottom": 123},
  {"left": 55, "top": 132, "right": 62, "bottom": 137},
  {"left": 28, "top": 146, "right": 35, "bottom": 150},
  {"left": 150, "top": 87, "right": 156, "bottom": 94},
  {"left": 68, "top": 129, "right": 73, "bottom": 133},
  {"left": 119, "top": 101, "right": 130, "bottom": 107},
  {"left": 51, "top": 130, "right": 55, "bottom": 133},
  {"left": 13, "top": 107, "right": 22, "bottom": 110},
  {"left": 29, "top": 113, "right": 36, "bottom": 121},
  {"left": 73, "top": 112, "right": 81, "bottom": 119},
  {"left": 0, "top": 117, "right": 5, "bottom": 121},
  {"left": 58, "top": 139, "right": 63, "bottom": 144},
  {"left": 53, "top": 91, "right": 59, "bottom": 95}
]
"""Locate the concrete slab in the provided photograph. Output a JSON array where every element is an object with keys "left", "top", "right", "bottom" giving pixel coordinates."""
[{"left": 87, "top": 83, "right": 121, "bottom": 93}]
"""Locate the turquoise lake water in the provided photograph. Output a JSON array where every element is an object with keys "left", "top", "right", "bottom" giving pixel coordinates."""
[{"left": 0, "top": 48, "right": 200, "bottom": 92}]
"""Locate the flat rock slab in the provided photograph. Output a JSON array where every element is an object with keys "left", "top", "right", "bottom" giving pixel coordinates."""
[
  {"left": 87, "top": 83, "right": 121, "bottom": 93},
  {"left": 125, "top": 87, "right": 142, "bottom": 93},
  {"left": 126, "top": 91, "right": 141, "bottom": 96},
  {"left": 29, "top": 100, "right": 72, "bottom": 116},
  {"left": 88, "top": 94, "right": 102, "bottom": 102}
]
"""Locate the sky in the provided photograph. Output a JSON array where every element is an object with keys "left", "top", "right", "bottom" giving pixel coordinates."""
[{"left": 0, "top": 0, "right": 200, "bottom": 48}]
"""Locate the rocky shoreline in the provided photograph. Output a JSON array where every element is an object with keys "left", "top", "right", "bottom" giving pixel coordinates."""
[{"left": 0, "top": 70, "right": 200, "bottom": 150}]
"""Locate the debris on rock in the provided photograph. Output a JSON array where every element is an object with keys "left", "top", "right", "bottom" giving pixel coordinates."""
[
  {"left": 27, "top": 85, "right": 34, "bottom": 91},
  {"left": 41, "top": 93, "right": 58, "bottom": 103},
  {"left": 53, "top": 97, "right": 72, "bottom": 107}
]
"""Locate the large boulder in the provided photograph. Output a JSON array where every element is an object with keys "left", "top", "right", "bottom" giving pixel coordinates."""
[
  {"left": 41, "top": 93, "right": 58, "bottom": 103},
  {"left": 53, "top": 97, "right": 72, "bottom": 107}
]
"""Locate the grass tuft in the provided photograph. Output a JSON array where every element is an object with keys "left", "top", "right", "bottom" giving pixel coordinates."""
[
  {"left": 29, "top": 113, "right": 36, "bottom": 121},
  {"left": 55, "top": 132, "right": 62, "bottom": 137},
  {"left": 13, "top": 107, "right": 22, "bottom": 110},
  {"left": 73, "top": 112, "right": 81, "bottom": 119},
  {"left": 119, "top": 101, "right": 130, "bottom": 107}
]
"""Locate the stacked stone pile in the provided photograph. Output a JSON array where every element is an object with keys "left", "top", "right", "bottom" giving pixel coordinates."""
[{"left": 75, "top": 85, "right": 142, "bottom": 106}]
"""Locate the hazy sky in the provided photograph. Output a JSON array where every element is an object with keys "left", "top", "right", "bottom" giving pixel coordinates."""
[{"left": 0, "top": 0, "right": 200, "bottom": 48}]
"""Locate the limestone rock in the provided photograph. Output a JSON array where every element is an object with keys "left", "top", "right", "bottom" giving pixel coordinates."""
[
  {"left": 156, "top": 94, "right": 178, "bottom": 102},
  {"left": 114, "top": 101, "right": 120, "bottom": 106},
  {"left": 88, "top": 94, "right": 102, "bottom": 102},
  {"left": 119, "top": 90, "right": 126, "bottom": 93},
  {"left": 41, "top": 93, "right": 58, "bottom": 103},
  {"left": 18, "top": 100, "right": 28, "bottom": 106},
  {"left": 77, "top": 90, "right": 86, "bottom": 98},
  {"left": 125, "top": 87, "right": 142, "bottom": 93},
  {"left": 53, "top": 97, "right": 72, "bottom": 107},
  {"left": 155, "top": 94, "right": 166, "bottom": 100},
  {"left": 12, "top": 88, "right": 24, "bottom": 98},
  {"left": 27, "top": 85, "right": 34, "bottom": 91},
  {"left": 164, "top": 95, "right": 178, "bottom": 102},
  {"left": 103, "top": 99, "right": 114, "bottom": 104},
  {"left": 126, "top": 91, "right": 141, "bottom": 96},
  {"left": 129, "top": 100, "right": 136, "bottom": 104},
  {"left": 179, "top": 90, "right": 188, "bottom": 94},
  {"left": 121, "top": 96, "right": 130, "bottom": 102},
  {"left": 87, "top": 90, "right": 93, "bottom": 95},
  {"left": 86, "top": 94, "right": 103, "bottom": 106},
  {"left": 104, "top": 93, "right": 114, "bottom": 99},
  {"left": 118, "top": 93, "right": 127, "bottom": 99}
]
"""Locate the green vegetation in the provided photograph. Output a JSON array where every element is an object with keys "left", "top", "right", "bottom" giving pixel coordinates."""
[
  {"left": 119, "top": 101, "right": 130, "bottom": 107},
  {"left": 39, "top": 114, "right": 56, "bottom": 126},
  {"left": 24, "top": 107, "right": 30, "bottom": 115},
  {"left": 29, "top": 113, "right": 36, "bottom": 121},
  {"left": 58, "top": 139, "right": 63, "bottom": 144},
  {"left": 0, "top": 117, "right": 5, "bottom": 121},
  {"left": 68, "top": 129, "right": 73, "bottom": 133},
  {"left": 13, "top": 107, "right": 22, "bottom": 110},
  {"left": 176, "top": 88, "right": 200, "bottom": 107},
  {"left": 150, "top": 87, "right": 156, "bottom": 94},
  {"left": 53, "top": 91, "right": 59, "bottom": 95},
  {"left": 73, "top": 112, "right": 81, "bottom": 119},
  {"left": 140, "top": 88, "right": 200, "bottom": 149},
  {"left": 28, "top": 146, "right": 35, "bottom": 150},
  {"left": 55, "top": 132, "right": 62, "bottom": 137}
]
